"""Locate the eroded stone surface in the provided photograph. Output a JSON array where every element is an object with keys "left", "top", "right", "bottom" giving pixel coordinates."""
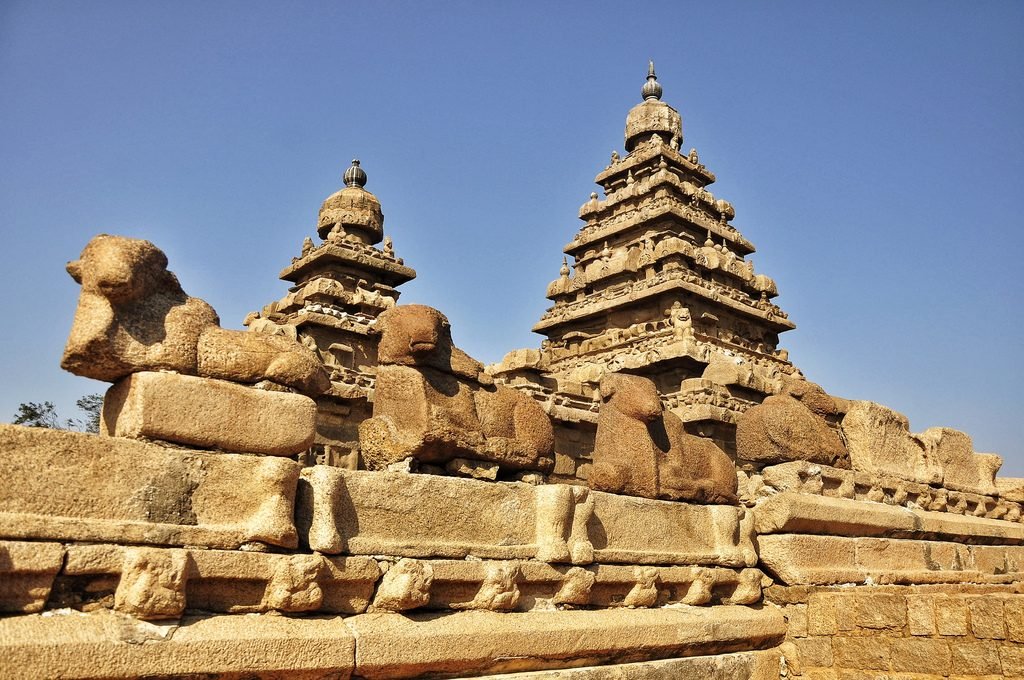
[
  {"left": 348, "top": 606, "right": 786, "bottom": 679},
  {"left": 0, "top": 424, "right": 300, "bottom": 550},
  {"left": 0, "top": 541, "right": 63, "bottom": 614},
  {"left": 373, "top": 558, "right": 433, "bottom": 612},
  {"left": 841, "top": 401, "right": 1002, "bottom": 495},
  {"left": 735, "top": 393, "right": 848, "bottom": 467}
]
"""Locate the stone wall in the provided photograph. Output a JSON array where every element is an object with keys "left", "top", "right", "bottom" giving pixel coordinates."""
[{"left": 772, "top": 587, "right": 1024, "bottom": 678}]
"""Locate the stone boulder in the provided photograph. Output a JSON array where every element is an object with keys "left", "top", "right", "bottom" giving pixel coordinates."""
[
  {"left": 735, "top": 394, "right": 848, "bottom": 468},
  {"left": 590, "top": 373, "right": 737, "bottom": 504}
]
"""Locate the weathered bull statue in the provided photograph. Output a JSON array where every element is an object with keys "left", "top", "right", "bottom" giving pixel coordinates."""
[
  {"left": 359, "top": 304, "right": 555, "bottom": 474},
  {"left": 590, "top": 373, "right": 737, "bottom": 504},
  {"left": 62, "top": 234, "right": 329, "bottom": 396}
]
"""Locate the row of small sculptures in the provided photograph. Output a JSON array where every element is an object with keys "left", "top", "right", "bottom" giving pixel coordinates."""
[{"left": 61, "top": 235, "right": 739, "bottom": 506}]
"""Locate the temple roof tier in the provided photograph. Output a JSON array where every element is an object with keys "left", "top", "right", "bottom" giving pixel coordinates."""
[
  {"left": 567, "top": 199, "right": 754, "bottom": 256},
  {"left": 532, "top": 274, "right": 795, "bottom": 335},
  {"left": 593, "top": 138, "right": 716, "bottom": 189},
  {"left": 280, "top": 242, "right": 416, "bottom": 287}
]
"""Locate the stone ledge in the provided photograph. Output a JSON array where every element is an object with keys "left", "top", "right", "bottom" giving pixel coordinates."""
[
  {"left": 755, "top": 492, "right": 1024, "bottom": 544},
  {"left": 0, "top": 606, "right": 786, "bottom": 679},
  {"left": 348, "top": 606, "right": 786, "bottom": 679},
  {"left": 472, "top": 648, "right": 783, "bottom": 679},
  {"left": 759, "top": 534, "right": 1024, "bottom": 586},
  {"left": 0, "top": 424, "right": 300, "bottom": 550},
  {"left": 755, "top": 462, "right": 1023, "bottom": 524},
  {"left": 0, "top": 609, "right": 356, "bottom": 679}
]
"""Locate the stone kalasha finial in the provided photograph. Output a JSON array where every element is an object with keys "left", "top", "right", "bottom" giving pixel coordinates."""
[
  {"left": 560, "top": 256, "right": 570, "bottom": 277},
  {"left": 641, "top": 60, "right": 662, "bottom": 101},
  {"left": 343, "top": 159, "right": 368, "bottom": 188}
]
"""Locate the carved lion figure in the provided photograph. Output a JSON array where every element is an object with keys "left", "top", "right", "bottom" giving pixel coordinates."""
[
  {"left": 62, "top": 234, "right": 329, "bottom": 395},
  {"left": 359, "top": 304, "right": 554, "bottom": 474},
  {"left": 590, "top": 373, "right": 737, "bottom": 503}
]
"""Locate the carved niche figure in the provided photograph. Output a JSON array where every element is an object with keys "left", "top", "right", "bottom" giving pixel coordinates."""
[
  {"left": 62, "top": 235, "right": 330, "bottom": 396},
  {"left": 590, "top": 373, "right": 737, "bottom": 503},
  {"left": 666, "top": 301, "right": 695, "bottom": 343},
  {"left": 359, "top": 304, "right": 555, "bottom": 474}
]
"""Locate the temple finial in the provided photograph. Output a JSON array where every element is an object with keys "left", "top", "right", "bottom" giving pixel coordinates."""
[
  {"left": 642, "top": 60, "right": 662, "bottom": 101},
  {"left": 343, "top": 159, "right": 367, "bottom": 188}
]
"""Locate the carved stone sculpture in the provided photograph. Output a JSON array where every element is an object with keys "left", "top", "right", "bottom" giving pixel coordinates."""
[
  {"left": 590, "top": 373, "right": 738, "bottom": 503},
  {"left": 359, "top": 304, "right": 555, "bottom": 473},
  {"left": 734, "top": 379, "right": 849, "bottom": 468},
  {"left": 62, "top": 234, "right": 330, "bottom": 396}
]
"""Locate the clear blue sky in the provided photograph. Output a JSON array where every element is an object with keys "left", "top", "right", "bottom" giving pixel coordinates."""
[{"left": 2, "top": 1, "right": 1022, "bottom": 475}]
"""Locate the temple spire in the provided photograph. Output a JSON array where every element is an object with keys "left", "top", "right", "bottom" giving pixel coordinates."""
[{"left": 641, "top": 60, "right": 662, "bottom": 101}]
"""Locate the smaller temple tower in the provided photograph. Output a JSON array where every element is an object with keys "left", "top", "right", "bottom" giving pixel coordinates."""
[{"left": 251, "top": 160, "right": 416, "bottom": 466}]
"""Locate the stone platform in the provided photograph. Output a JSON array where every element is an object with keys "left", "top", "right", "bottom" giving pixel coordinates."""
[{"left": 0, "top": 606, "right": 785, "bottom": 679}]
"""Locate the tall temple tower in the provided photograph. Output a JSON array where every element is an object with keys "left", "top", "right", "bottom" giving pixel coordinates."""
[
  {"left": 251, "top": 159, "right": 416, "bottom": 467},
  {"left": 492, "top": 63, "right": 800, "bottom": 477}
]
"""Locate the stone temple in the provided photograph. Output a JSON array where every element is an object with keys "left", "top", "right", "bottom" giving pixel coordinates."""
[{"left": 0, "top": 64, "right": 1022, "bottom": 679}]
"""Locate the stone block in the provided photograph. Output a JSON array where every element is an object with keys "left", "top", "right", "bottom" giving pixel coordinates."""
[
  {"left": 950, "top": 642, "right": 1002, "bottom": 675},
  {"left": 787, "top": 604, "right": 809, "bottom": 638},
  {"left": 755, "top": 491, "right": 1024, "bottom": 544},
  {"left": 347, "top": 606, "right": 786, "bottom": 679},
  {"left": 297, "top": 467, "right": 752, "bottom": 568},
  {"left": 102, "top": 371, "right": 316, "bottom": 455},
  {"left": 808, "top": 592, "right": 856, "bottom": 635},
  {"left": 854, "top": 592, "right": 907, "bottom": 631},
  {"left": 832, "top": 637, "right": 890, "bottom": 671},
  {"left": 996, "top": 477, "right": 1024, "bottom": 503},
  {"left": 0, "top": 424, "right": 300, "bottom": 549},
  {"left": 842, "top": 401, "right": 942, "bottom": 485},
  {"left": 969, "top": 597, "right": 1006, "bottom": 639},
  {"left": 758, "top": 535, "right": 861, "bottom": 585},
  {"left": 1006, "top": 598, "right": 1024, "bottom": 643},
  {"left": 907, "top": 595, "right": 936, "bottom": 636},
  {"left": 793, "top": 637, "right": 833, "bottom": 668},
  {"left": 917, "top": 427, "right": 1000, "bottom": 496},
  {"left": 935, "top": 595, "right": 970, "bottom": 636},
  {"left": 1001, "top": 644, "right": 1024, "bottom": 677},
  {"left": 589, "top": 491, "right": 755, "bottom": 567},
  {"left": 297, "top": 466, "right": 540, "bottom": 559},
  {"left": 0, "top": 540, "right": 63, "bottom": 614},
  {"left": 0, "top": 610, "right": 356, "bottom": 679},
  {"left": 754, "top": 492, "right": 915, "bottom": 537},
  {"left": 888, "top": 638, "right": 951, "bottom": 675}
]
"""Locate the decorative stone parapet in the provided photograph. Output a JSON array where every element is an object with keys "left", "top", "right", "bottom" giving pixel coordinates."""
[{"left": 747, "top": 461, "right": 1023, "bottom": 523}]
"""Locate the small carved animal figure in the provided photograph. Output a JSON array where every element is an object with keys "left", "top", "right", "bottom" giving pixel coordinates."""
[
  {"left": 62, "top": 234, "right": 329, "bottom": 395},
  {"left": 590, "top": 373, "right": 737, "bottom": 503},
  {"left": 359, "top": 304, "right": 554, "bottom": 473}
]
